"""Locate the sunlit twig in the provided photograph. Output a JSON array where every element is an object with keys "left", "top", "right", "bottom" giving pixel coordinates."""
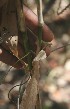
[{"left": 57, "top": 0, "right": 70, "bottom": 15}]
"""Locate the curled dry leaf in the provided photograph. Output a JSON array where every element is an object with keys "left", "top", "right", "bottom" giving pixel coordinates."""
[
  {"left": 1, "top": 0, "right": 18, "bottom": 57},
  {"left": 20, "top": 76, "right": 38, "bottom": 109},
  {"left": 20, "top": 61, "right": 40, "bottom": 109},
  {"left": 20, "top": 50, "right": 46, "bottom": 109}
]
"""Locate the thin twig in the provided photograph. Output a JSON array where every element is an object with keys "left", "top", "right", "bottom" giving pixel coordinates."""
[
  {"left": 57, "top": 0, "right": 70, "bottom": 15},
  {"left": 8, "top": 74, "right": 30, "bottom": 104},
  {"left": 0, "top": 51, "right": 31, "bottom": 85},
  {"left": 16, "top": 0, "right": 32, "bottom": 70},
  {"left": 36, "top": 0, "right": 44, "bottom": 54},
  {"left": 51, "top": 43, "right": 70, "bottom": 52}
]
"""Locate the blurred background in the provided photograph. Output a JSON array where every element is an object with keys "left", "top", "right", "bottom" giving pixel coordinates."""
[{"left": 0, "top": 0, "right": 70, "bottom": 109}]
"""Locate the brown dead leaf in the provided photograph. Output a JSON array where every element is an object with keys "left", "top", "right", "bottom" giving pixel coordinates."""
[
  {"left": 20, "top": 76, "right": 38, "bottom": 109},
  {"left": 1, "top": 0, "right": 18, "bottom": 57},
  {"left": 20, "top": 51, "right": 46, "bottom": 109}
]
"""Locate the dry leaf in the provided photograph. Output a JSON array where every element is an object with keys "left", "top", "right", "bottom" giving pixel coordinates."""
[
  {"left": 20, "top": 50, "right": 46, "bottom": 109},
  {"left": 20, "top": 60, "right": 40, "bottom": 109},
  {"left": 1, "top": 0, "right": 18, "bottom": 57},
  {"left": 20, "top": 76, "right": 38, "bottom": 109}
]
